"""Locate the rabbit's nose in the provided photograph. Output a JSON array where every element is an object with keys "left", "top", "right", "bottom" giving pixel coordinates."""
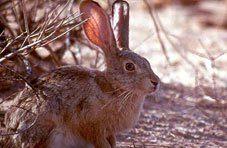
[{"left": 151, "top": 80, "right": 158, "bottom": 89}]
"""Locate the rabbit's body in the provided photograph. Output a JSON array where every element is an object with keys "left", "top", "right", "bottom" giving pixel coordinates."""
[
  {"left": 4, "top": 0, "right": 160, "bottom": 147},
  {"left": 5, "top": 65, "right": 144, "bottom": 147}
]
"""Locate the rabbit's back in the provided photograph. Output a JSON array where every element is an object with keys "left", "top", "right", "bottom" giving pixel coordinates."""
[{"left": 4, "top": 66, "right": 106, "bottom": 147}]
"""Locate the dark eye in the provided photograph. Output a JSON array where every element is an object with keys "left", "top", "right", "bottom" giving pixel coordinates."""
[{"left": 125, "top": 62, "right": 135, "bottom": 71}]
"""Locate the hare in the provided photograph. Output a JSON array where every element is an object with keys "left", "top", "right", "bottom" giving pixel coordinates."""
[{"left": 3, "top": 0, "right": 160, "bottom": 148}]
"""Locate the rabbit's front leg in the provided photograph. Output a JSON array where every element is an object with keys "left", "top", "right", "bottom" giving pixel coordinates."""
[
  {"left": 107, "top": 134, "right": 116, "bottom": 148},
  {"left": 94, "top": 137, "right": 111, "bottom": 148},
  {"left": 48, "top": 127, "right": 92, "bottom": 148}
]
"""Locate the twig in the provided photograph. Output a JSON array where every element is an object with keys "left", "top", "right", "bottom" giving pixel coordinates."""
[
  {"left": 0, "top": 63, "right": 40, "bottom": 136},
  {"left": 0, "top": 1, "right": 19, "bottom": 12},
  {"left": 36, "top": 4, "right": 61, "bottom": 41},
  {"left": 0, "top": 14, "right": 15, "bottom": 37},
  {"left": 133, "top": 32, "right": 154, "bottom": 50},
  {"left": 0, "top": 30, "right": 4, "bottom": 37},
  {"left": 11, "top": 105, "right": 36, "bottom": 116},
  {"left": 11, "top": 0, "right": 23, "bottom": 33},
  {"left": 65, "top": 0, "right": 74, "bottom": 60},
  {"left": 0, "top": 26, "right": 41, "bottom": 56},
  {"left": 143, "top": 0, "right": 171, "bottom": 65},
  {"left": 32, "top": 11, "right": 81, "bottom": 39},
  {"left": 0, "top": 32, "right": 26, "bottom": 55},
  {"left": 0, "top": 19, "right": 87, "bottom": 63},
  {"left": 199, "top": 39, "right": 218, "bottom": 98},
  {"left": 69, "top": 44, "right": 79, "bottom": 65},
  {"left": 48, "top": 0, "right": 72, "bottom": 26},
  {"left": 45, "top": 45, "right": 61, "bottom": 67},
  {"left": 41, "top": 19, "right": 88, "bottom": 47},
  {"left": 31, "top": 0, "right": 39, "bottom": 22},
  {"left": 93, "top": 51, "right": 100, "bottom": 68},
  {"left": 154, "top": 11, "right": 199, "bottom": 71}
]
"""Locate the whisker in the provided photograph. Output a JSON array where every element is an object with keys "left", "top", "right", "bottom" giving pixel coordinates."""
[
  {"left": 101, "top": 90, "right": 129, "bottom": 110},
  {"left": 106, "top": 88, "right": 121, "bottom": 94},
  {"left": 122, "top": 91, "right": 133, "bottom": 105},
  {"left": 118, "top": 91, "right": 133, "bottom": 112},
  {"left": 118, "top": 90, "right": 129, "bottom": 98},
  {"left": 106, "top": 85, "right": 128, "bottom": 94}
]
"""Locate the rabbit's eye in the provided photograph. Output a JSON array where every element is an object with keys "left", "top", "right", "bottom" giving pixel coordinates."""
[{"left": 125, "top": 62, "right": 135, "bottom": 71}]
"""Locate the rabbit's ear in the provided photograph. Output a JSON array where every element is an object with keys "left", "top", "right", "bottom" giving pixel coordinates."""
[
  {"left": 112, "top": 0, "right": 129, "bottom": 49},
  {"left": 80, "top": 0, "right": 117, "bottom": 55}
]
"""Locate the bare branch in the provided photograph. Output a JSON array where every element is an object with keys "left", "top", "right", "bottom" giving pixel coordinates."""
[
  {"left": 0, "top": 19, "right": 87, "bottom": 63},
  {"left": 0, "top": 63, "right": 40, "bottom": 136},
  {"left": 143, "top": 0, "right": 171, "bottom": 65}
]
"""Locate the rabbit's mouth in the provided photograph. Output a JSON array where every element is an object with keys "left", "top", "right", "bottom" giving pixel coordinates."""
[
  {"left": 144, "top": 86, "right": 159, "bottom": 94},
  {"left": 138, "top": 79, "right": 160, "bottom": 95},
  {"left": 148, "top": 83, "right": 160, "bottom": 94}
]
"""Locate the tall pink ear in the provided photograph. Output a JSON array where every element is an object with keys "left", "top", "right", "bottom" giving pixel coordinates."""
[
  {"left": 112, "top": 0, "right": 129, "bottom": 49},
  {"left": 80, "top": 0, "right": 116, "bottom": 54}
]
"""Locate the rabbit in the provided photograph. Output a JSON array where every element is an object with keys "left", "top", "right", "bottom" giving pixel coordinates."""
[{"left": 3, "top": 0, "right": 160, "bottom": 148}]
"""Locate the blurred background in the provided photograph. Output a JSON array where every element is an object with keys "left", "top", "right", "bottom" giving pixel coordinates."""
[{"left": 0, "top": 0, "right": 226, "bottom": 147}]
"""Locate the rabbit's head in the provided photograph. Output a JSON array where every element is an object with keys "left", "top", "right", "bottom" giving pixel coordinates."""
[{"left": 80, "top": 0, "right": 159, "bottom": 95}]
